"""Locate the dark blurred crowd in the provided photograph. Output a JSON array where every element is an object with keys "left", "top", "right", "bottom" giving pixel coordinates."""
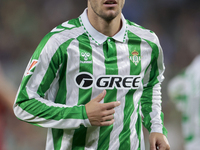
[{"left": 0, "top": 0, "right": 199, "bottom": 149}]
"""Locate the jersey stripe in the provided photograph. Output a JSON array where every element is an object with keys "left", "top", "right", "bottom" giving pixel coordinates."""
[
  {"left": 108, "top": 41, "right": 129, "bottom": 150},
  {"left": 51, "top": 40, "right": 73, "bottom": 150},
  {"left": 118, "top": 30, "right": 142, "bottom": 150},
  {"left": 85, "top": 43, "right": 105, "bottom": 150},
  {"left": 97, "top": 37, "right": 118, "bottom": 150},
  {"left": 129, "top": 31, "right": 142, "bottom": 150},
  {"left": 72, "top": 34, "right": 93, "bottom": 150},
  {"left": 139, "top": 38, "right": 153, "bottom": 149},
  {"left": 59, "top": 39, "right": 82, "bottom": 150},
  {"left": 52, "top": 129, "right": 63, "bottom": 150}
]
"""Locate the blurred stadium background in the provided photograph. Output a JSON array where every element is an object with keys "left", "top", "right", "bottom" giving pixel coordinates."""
[{"left": 0, "top": 0, "right": 199, "bottom": 149}]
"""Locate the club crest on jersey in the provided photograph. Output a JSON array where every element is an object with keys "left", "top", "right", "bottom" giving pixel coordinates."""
[
  {"left": 25, "top": 59, "right": 38, "bottom": 76},
  {"left": 130, "top": 50, "right": 141, "bottom": 65}
]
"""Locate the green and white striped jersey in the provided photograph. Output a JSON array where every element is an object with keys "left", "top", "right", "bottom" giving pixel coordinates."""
[
  {"left": 168, "top": 55, "right": 200, "bottom": 150},
  {"left": 14, "top": 9, "right": 167, "bottom": 150}
]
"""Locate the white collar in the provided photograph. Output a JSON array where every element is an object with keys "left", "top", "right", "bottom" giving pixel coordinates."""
[{"left": 80, "top": 8, "right": 127, "bottom": 45}]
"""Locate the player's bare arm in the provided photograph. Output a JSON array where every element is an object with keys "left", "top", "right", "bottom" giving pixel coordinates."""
[{"left": 85, "top": 90, "right": 121, "bottom": 126}]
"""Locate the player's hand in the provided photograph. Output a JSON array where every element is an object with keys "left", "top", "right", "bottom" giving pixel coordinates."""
[
  {"left": 85, "top": 90, "right": 120, "bottom": 126},
  {"left": 149, "top": 132, "right": 170, "bottom": 150}
]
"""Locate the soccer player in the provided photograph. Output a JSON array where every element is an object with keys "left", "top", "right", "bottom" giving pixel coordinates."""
[
  {"left": 168, "top": 55, "right": 200, "bottom": 150},
  {"left": 13, "top": 0, "right": 170, "bottom": 150}
]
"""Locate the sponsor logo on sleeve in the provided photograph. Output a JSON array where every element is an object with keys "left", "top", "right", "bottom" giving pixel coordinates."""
[{"left": 25, "top": 59, "right": 38, "bottom": 76}]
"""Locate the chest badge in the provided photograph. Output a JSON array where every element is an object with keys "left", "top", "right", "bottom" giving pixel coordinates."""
[
  {"left": 81, "top": 52, "right": 90, "bottom": 60},
  {"left": 130, "top": 50, "right": 141, "bottom": 65},
  {"left": 80, "top": 52, "right": 92, "bottom": 64}
]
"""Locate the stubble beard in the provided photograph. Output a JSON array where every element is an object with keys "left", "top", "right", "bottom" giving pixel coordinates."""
[
  {"left": 99, "top": 9, "right": 120, "bottom": 22},
  {"left": 89, "top": 2, "right": 120, "bottom": 22}
]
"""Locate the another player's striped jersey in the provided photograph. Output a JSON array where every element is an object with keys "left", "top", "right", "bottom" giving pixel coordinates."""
[
  {"left": 168, "top": 55, "right": 200, "bottom": 150},
  {"left": 14, "top": 9, "right": 167, "bottom": 150}
]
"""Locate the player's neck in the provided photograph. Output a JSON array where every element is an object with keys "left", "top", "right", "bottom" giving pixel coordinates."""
[{"left": 87, "top": 10, "right": 122, "bottom": 37}]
